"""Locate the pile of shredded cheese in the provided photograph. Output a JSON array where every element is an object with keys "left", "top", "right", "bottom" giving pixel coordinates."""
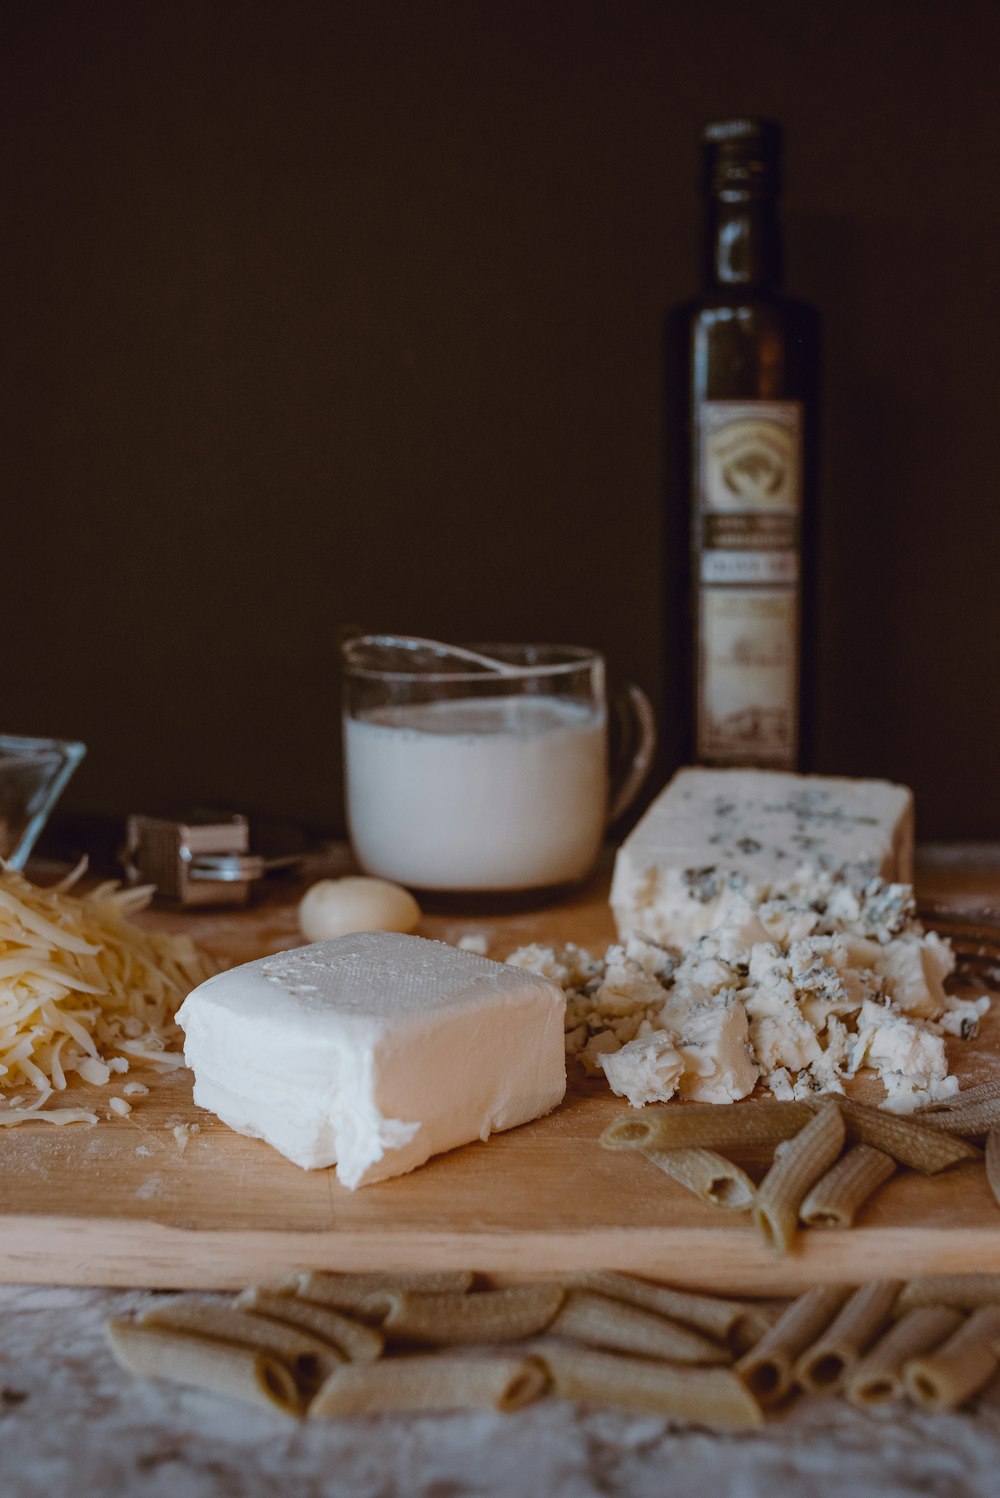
[{"left": 0, "top": 866, "right": 216, "bottom": 1126}]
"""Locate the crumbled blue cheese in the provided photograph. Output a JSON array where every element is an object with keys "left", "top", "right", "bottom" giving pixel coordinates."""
[
  {"left": 601, "top": 1031, "right": 684, "bottom": 1107},
  {"left": 508, "top": 869, "right": 990, "bottom": 1114},
  {"left": 937, "top": 995, "right": 992, "bottom": 1038},
  {"left": 848, "top": 999, "right": 958, "bottom": 1110},
  {"left": 662, "top": 986, "right": 758, "bottom": 1103}
]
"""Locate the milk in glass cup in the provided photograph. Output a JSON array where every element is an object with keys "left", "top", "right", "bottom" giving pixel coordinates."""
[{"left": 341, "top": 637, "right": 654, "bottom": 893}]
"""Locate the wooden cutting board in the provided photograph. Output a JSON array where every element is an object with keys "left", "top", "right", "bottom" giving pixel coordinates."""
[{"left": 2, "top": 854, "right": 999, "bottom": 1295}]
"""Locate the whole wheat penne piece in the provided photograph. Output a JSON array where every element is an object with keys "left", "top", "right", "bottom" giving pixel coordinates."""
[
  {"left": 835, "top": 1098, "right": 981, "bottom": 1173},
  {"left": 799, "top": 1144, "right": 896, "bottom": 1228},
  {"left": 141, "top": 1298, "right": 344, "bottom": 1384},
  {"left": 601, "top": 1101, "right": 814, "bottom": 1154},
  {"left": 846, "top": 1306, "right": 964, "bottom": 1407},
  {"left": 920, "top": 1099, "right": 1000, "bottom": 1138},
  {"left": 283, "top": 1269, "right": 476, "bottom": 1310},
  {"left": 644, "top": 1148, "right": 756, "bottom": 1211},
  {"left": 549, "top": 1291, "right": 730, "bottom": 1364},
  {"left": 987, "top": 1126, "right": 1000, "bottom": 1209},
  {"left": 568, "top": 1271, "right": 775, "bottom": 1351},
  {"left": 736, "top": 1285, "right": 850, "bottom": 1405},
  {"left": 235, "top": 1287, "right": 383, "bottom": 1363},
  {"left": 373, "top": 1285, "right": 565, "bottom": 1344},
  {"left": 921, "top": 1077, "right": 1000, "bottom": 1111},
  {"left": 903, "top": 1304, "right": 1000, "bottom": 1410},
  {"left": 530, "top": 1340, "right": 762, "bottom": 1429},
  {"left": 727, "top": 1302, "right": 788, "bottom": 1354},
  {"left": 894, "top": 1275, "right": 1000, "bottom": 1315},
  {"left": 754, "top": 1102, "right": 845, "bottom": 1254},
  {"left": 108, "top": 1319, "right": 300, "bottom": 1415},
  {"left": 309, "top": 1354, "right": 546, "bottom": 1416},
  {"left": 793, "top": 1280, "right": 901, "bottom": 1393}
]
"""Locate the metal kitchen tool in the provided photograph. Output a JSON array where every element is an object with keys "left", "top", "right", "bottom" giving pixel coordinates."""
[{"left": 123, "top": 813, "right": 298, "bottom": 907}]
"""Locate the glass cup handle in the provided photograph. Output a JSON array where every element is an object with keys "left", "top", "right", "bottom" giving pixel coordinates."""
[{"left": 607, "top": 684, "right": 657, "bottom": 827}]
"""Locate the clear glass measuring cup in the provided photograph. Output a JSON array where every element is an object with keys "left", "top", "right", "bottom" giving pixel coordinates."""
[{"left": 341, "top": 635, "right": 656, "bottom": 893}]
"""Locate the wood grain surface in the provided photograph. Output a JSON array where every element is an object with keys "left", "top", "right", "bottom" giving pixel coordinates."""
[{"left": 2, "top": 853, "right": 999, "bottom": 1294}]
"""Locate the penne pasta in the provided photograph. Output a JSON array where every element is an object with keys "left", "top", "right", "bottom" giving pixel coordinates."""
[
  {"left": 920, "top": 1098, "right": 1000, "bottom": 1139},
  {"left": 643, "top": 1148, "right": 756, "bottom": 1211},
  {"left": 548, "top": 1291, "right": 731, "bottom": 1364},
  {"left": 568, "top": 1271, "right": 778, "bottom": 1352},
  {"left": 736, "top": 1285, "right": 850, "bottom": 1405},
  {"left": 921, "top": 1077, "right": 1000, "bottom": 1111},
  {"left": 799, "top": 1145, "right": 896, "bottom": 1229},
  {"left": 987, "top": 1125, "right": 1000, "bottom": 1210},
  {"left": 531, "top": 1341, "right": 763, "bottom": 1429},
  {"left": 835, "top": 1098, "right": 981, "bottom": 1173},
  {"left": 309, "top": 1354, "right": 547, "bottom": 1417},
  {"left": 235, "top": 1287, "right": 384, "bottom": 1363},
  {"left": 280, "top": 1269, "right": 475, "bottom": 1313},
  {"left": 902, "top": 1304, "right": 1000, "bottom": 1410},
  {"left": 141, "top": 1298, "right": 344, "bottom": 1386},
  {"left": 754, "top": 1102, "right": 845, "bottom": 1254},
  {"left": 371, "top": 1285, "right": 565, "bottom": 1344},
  {"left": 793, "top": 1280, "right": 901, "bottom": 1393},
  {"left": 845, "top": 1306, "right": 964, "bottom": 1407},
  {"left": 894, "top": 1275, "right": 1000, "bottom": 1316},
  {"left": 601, "top": 1101, "right": 814, "bottom": 1154},
  {"left": 108, "top": 1319, "right": 301, "bottom": 1415},
  {"left": 726, "top": 1302, "right": 787, "bottom": 1354}
]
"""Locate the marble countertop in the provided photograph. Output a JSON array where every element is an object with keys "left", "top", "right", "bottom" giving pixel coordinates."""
[{"left": 5, "top": 1283, "right": 1000, "bottom": 1498}]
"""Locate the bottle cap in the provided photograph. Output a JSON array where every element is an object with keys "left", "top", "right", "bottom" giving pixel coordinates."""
[{"left": 702, "top": 118, "right": 782, "bottom": 197}]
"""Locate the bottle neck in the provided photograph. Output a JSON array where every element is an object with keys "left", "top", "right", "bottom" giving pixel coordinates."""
[{"left": 704, "top": 195, "right": 782, "bottom": 289}]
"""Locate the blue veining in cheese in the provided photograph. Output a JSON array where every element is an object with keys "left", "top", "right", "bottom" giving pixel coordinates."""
[
  {"left": 509, "top": 771, "right": 990, "bottom": 1115},
  {"left": 611, "top": 768, "right": 914, "bottom": 946}
]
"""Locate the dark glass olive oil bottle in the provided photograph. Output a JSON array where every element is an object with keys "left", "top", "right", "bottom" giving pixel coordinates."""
[{"left": 679, "top": 119, "right": 820, "bottom": 769}]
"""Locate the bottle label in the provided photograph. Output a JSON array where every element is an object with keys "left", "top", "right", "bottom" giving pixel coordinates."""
[{"left": 695, "top": 400, "right": 803, "bottom": 767}]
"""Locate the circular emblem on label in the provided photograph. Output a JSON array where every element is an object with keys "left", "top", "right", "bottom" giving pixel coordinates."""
[
  {"left": 722, "top": 445, "right": 786, "bottom": 502},
  {"left": 703, "top": 411, "right": 801, "bottom": 516}
]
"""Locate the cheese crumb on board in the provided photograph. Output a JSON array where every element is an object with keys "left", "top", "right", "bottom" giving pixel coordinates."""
[
  {"left": 178, "top": 932, "right": 566, "bottom": 1188},
  {"left": 507, "top": 868, "right": 989, "bottom": 1114},
  {"left": 611, "top": 768, "right": 914, "bottom": 946},
  {"left": 168, "top": 1121, "right": 200, "bottom": 1152}
]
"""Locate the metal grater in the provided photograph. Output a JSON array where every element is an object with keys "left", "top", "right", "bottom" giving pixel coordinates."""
[{"left": 123, "top": 814, "right": 264, "bottom": 907}]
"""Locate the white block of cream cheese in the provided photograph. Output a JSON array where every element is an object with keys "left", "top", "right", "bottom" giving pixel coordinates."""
[
  {"left": 611, "top": 767, "right": 914, "bottom": 946},
  {"left": 176, "top": 932, "right": 566, "bottom": 1188}
]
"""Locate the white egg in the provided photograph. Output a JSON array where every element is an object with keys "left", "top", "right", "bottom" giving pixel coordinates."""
[{"left": 297, "top": 876, "right": 421, "bottom": 943}]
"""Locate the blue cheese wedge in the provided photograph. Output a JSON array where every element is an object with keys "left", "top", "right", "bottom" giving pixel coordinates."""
[
  {"left": 611, "top": 767, "right": 914, "bottom": 946},
  {"left": 177, "top": 933, "right": 565, "bottom": 1188}
]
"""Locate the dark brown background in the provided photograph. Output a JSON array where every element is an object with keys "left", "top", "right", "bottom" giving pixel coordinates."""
[{"left": 4, "top": 0, "right": 999, "bottom": 843}]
